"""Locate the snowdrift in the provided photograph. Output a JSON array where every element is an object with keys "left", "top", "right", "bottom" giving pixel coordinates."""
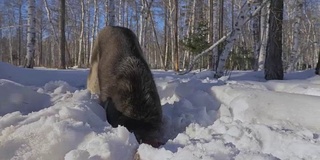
[{"left": 0, "top": 62, "right": 319, "bottom": 160}]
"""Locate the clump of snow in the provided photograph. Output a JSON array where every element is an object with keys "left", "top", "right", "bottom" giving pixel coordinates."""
[
  {"left": 0, "top": 79, "right": 51, "bottom": 116},
  {"left": 1, "top": 62, "right": 320, "bottom": 160}
]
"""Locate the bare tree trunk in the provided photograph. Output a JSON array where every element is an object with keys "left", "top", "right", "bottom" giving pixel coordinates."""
[
  {"left": 124, "top": 0, "right": 128, "bottom": 27},
  {"left": 164, "top": 2, "right": 169, "bottom": 70},
  {"left": 59, "top": 0, "right": 66, "bottom": 69},
  {"left": 215, "top": 0, "right": 263, "bottom": 78},
  {"left": 264, "top": 0, "right": 284, "bottom": 80},
  {"left": 212, "top": 0, "right": 219, "bottom": 71},
  {"left": 258, "top": 1, "right": 270, "bottom": 71},
  {"left": 139, "top": 0, "right": 146, "bottom": 47},
  {"left": 316, "top": 53, "right": 320, "bottom": 75},
  {"left": 217, "top": 0, "right": 224, "bottom": 69},
  {"left": 208, "top": 0, "right": 214, "bottom": 69},
  {"left": 25, "top": 0, "right": 36, "bottom": 68},
  {"left": 173, "top": 0, "right": 179, "bottom": 71},
  {"left": 90, "top": 0, "right": 98, "bottom": 64},
  {"left": 252, "top": 1, "right": 261, "bottom": 71},
  {"left": 9, "top": 29, "right": 14, "bottom": 64},
  {"left": 44, "top": 0, "right": 59, "bottom": 46},
  {"left": 287, "top": 0, "right": 303, "bottom": 73},
  {"left": 85, "top": 0, "right": 91, "bottom": 66},
  {"left": 179, "top": 0, "right": 269, "bottom": 75},
  {"left": 182, "top": 0, "right": 195, "bottom": 70},
  {"left": 144, "top": 0, "right": 165, "bottom": 68},
  {"left": 37, "top": 0, "right": 43, "bottom": 66},
  {"left": 78, "top": 0, "right": 85, "bottom": 67},
  {"left": 107, "top": 0, "right": 116, "bottom": 26},
  {"left": 0, "top": 15, "right": 2, "bottom": 61},
  {"left": 18, "top": 0, "right": 23, "bottom": 66}
]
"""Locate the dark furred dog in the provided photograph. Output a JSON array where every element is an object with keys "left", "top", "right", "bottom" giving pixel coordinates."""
[{"left": 87, "top": 26, "right": 163, "bottom": 147}]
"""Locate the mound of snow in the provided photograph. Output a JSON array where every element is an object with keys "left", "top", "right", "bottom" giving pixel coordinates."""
[{"left": 0, "top": 79, "right": 51, "bottom": 116}]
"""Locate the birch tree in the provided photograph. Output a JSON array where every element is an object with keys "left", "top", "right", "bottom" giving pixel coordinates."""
[
  {"left": 179, "top": 0, "right": 269, "bottom": 75},
  {"left": 90, "top": 0, "right": 99, "bottom": 62},
  {"left": 44, "top": 0, "right": 59, "bottom": 67},
  {"left": 77, "top": 0, "right": 85, "bottom": 67},
  {"left": 258, "top": 0, "right": 270, "bottom": 71},
  {"left": 59, "top": 0, "right": 66, "bottom": 69},
  {"left": 215, "top": 0, "right": 268, "bottom": 78},
  {"left": 286, "top": 0, "right": 303, "bottom": 72},
  {"left": 25, "top": 0, "right": 36, "bottom": 68},
  {"left": 264, "top": 0, "right": 284, "bottom": 80},
  {"left": 212, "top": 0, "right": 219, "bottom": 71},
  {"left": 252, "top": 1, "right": 261, "bottom": 71}
]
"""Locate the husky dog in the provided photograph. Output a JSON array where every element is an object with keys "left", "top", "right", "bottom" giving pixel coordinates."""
[{"left": 87, "top": 26, "right": 163, "bottom": 147}]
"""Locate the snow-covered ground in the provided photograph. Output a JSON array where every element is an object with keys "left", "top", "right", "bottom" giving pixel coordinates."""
[{"left": 0, "top": 62, "right": 319, "bottom": 160}]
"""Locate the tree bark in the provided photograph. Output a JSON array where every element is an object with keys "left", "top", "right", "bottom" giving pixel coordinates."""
[
  {"left": 78, "top": 0, "right": 85, "bottom": 67},
  {"left": 264, "top": 0, "right": 284, "bottom": 80},
  {"left": 252, "top": 1, "right": 261, "bottom": 71},
  {"left": 173, "top": 0, "right": 179, "bottom": 71},
  {"left": 286, "top": 0, "right": 303, "bottom": 73},
  {"left": 316, "top": 54, "right": 320, "bottom": 75},
  {"left": 107, "top": 0, "right": 116, "bottom": 26},
  {"left": 258, "top": 1, "right": 270, "bottom": 71},
  {"left": 215, "top": 0, "right": 266, "bottom": 78},
  {"left": 59, "top": 0, "right": 66, "bottom": 69},
  {"left": 25, "top": 0, "right": 36, "bottom": 68},
  {"left": 179, "top": 0, "right": 269, "bottom": 75},
  {"left": 90, "top": 0, "right": 98, "bottom": 64}
]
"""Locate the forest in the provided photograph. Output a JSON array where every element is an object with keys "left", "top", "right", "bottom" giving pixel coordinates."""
[{"left": 0, "top": 0, "right": 320, "bottom": 80}]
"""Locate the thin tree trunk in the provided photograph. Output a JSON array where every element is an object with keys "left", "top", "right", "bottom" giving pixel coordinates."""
[
  {"left": 9, "top": 29, "right": 13, "bottom": 64},
  {"left": 180, "top": 0, "right": 269, "bottom": 75},
  {"left": 252, "top": 1, "right": 261, "bottom": 71},
  {"left": 212, "top": 0, "right": 219, "bottom": 71},
  {"left": 164, "top": 2, "right": 169, "bottom": 70},
  {"left": 25, "top": 0, "right": 36, "bottom": 68},
  {"left": 215, "top": 0, "right": 264, "bottom": 78},
  {"left": 286, "top": 0, "right": 303, "bottom": 73},
  {"left": 258, "top": 1, "right": 270, "bottom": 71},
  {"left": 59, "top": 0, "right": 66, "bottom": 69},
  {"left": 0, "top": 15, "right": 2, "bottom": 61},
  {"left": 217, "top": 0, "right": 224, "bottom": 69},
  {"left": 78, "top": 0, "right": 85, "bottom": 67},
  {"left": 18, "top": 0, "right": 23, "bottom": 66},
  {"left": 139, "top": 0, "right": 146, "bottom": 47},
  {"left": 316, "top": 53, "right": 320, "bottom": 75},
  {"left": 264, "top": 0, "right": 284, "bottom": 80},
  {"left": 173, "top": 0, "right": 179, "bottom": 71},
  {"left": 86, "top": 0, "right": 91, "bottom": 66},
  {"left": 44, "top": 0, "right": 59, "bottom": 46},
  {"left": 144, "top": 0, "right": 165, "bottom": 68},
  {"left": 107, "top": 0, "right": 116, "bottom": 26},
  {"left": 90, "top": 0, "right": 98, "bottom": 64}
]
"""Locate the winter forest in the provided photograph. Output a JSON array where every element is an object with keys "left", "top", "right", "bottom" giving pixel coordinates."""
[
  {"left": 1, "top": 0, "right": 320, "bottom": 159},
  {"left": 0, "top": 0, "right": 320, "bottom": 79}
]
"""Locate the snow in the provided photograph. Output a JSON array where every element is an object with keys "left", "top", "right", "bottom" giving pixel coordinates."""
[{"left": 0, "top": 61, "right": 320, "bottom": 160}]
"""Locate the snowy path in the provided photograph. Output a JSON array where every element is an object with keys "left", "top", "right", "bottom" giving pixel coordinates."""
[{"left": 0, "top": 62, "right": 320, "bottom": 160}]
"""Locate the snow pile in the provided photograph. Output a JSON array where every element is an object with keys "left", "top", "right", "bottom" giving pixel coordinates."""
[{"left": 0, "top": 62, "right": 320, "bottom": 160}]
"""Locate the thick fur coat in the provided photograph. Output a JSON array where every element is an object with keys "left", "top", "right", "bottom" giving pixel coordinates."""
[{"left": 87, "top": 26, "right": 162, "bottom": 145}]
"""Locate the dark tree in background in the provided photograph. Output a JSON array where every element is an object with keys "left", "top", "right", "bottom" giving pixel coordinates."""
[
  {"left": 316, "top": 53, "right": 320, "bottom": 75},
  {"left": 264, "top": 0, "right": 284, "bottom": 80},
  {"left": 59, "top": 0, "right": 66, "bottom": 69}
]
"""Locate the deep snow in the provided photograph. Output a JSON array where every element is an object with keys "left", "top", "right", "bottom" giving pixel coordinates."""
[{"left": 0, "top": 62, "right": 319, "bottom": 160}]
